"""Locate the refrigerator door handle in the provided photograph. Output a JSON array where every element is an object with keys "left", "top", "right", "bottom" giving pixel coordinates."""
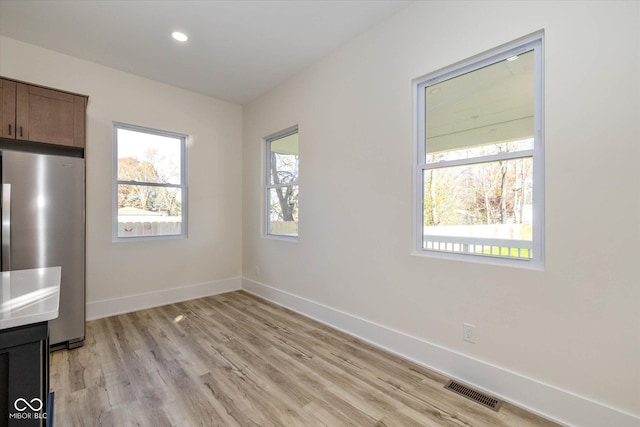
[{"left": 2, "top": 183, "right": 11, "bottom": 271}]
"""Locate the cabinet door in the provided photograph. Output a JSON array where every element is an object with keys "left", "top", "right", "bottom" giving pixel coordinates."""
[
  {"left": 0, "top": 78, "right": 17, "bottom": 139},
  {"left": 16, "top": 83, "right": 86, "bottom": 147},
  {"left": 0, "top": 322, "right": 49, "bottom": 427}
]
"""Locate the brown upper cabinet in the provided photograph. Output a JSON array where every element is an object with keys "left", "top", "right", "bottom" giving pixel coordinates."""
[
  {"left": 0, "top": 79, "right": 17, "bottom": 139},
  {"left": 0, "top": 77, "right": 87, "bottom": 148}
]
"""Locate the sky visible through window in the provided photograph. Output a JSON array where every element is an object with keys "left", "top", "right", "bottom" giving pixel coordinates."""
[{"left": 117, "top": 128, "right": 181, "bottom": 184}]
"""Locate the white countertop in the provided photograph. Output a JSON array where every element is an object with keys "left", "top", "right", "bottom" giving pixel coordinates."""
[{"left": 0, "top": 266, "right": 61, "bottom": 330}]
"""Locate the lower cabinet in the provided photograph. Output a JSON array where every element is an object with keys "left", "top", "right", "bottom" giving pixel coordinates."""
[{"left": 0, "top": 322, "right": 51, "bottom": 427}]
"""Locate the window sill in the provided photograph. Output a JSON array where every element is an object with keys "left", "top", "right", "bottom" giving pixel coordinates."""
[
  {"left": 113, "top": 234, "right": 187, "bottom": 243},
  {"left": 410, "top": 249, "right": 544, "bottom": 271},
  {"left": 263, "top": 234, "right": 298, "bottom": 242}
]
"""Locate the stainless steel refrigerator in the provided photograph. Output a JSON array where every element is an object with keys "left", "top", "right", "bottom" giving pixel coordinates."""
[{"left": 1, "top": 149, "right": 85, "bottom": 349}]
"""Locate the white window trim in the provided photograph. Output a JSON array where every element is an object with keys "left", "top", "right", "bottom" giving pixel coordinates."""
[
  {"left": 263, "top": 125, "right": 299, "bottom": 241},
  {"left": 412, "top": 31, "right": 544, "bottom": 269},
  {"left": 112, "top": 122, "right": 188, "bottom": 241}
]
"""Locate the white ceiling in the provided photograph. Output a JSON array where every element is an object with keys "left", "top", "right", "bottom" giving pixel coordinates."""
[{"left": 0, "top": 0, "right": 412, "bottom": 105}]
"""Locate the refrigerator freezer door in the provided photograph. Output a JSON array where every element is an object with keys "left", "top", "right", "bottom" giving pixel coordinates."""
[{"left": 1, "top": 150, "right": 85, "bottom": 347}]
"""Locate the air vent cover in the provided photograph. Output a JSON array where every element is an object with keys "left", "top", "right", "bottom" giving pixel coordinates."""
[{"left": 444, "top": 380, "right": 503, "bottom": 411}]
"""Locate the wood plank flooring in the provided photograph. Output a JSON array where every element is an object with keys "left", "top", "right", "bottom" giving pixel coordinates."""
[{"left": 50, "top": 291, "right": 559, "bottom": 426}]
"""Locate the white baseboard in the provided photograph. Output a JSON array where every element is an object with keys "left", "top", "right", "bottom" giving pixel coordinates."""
[
  {"left": 87, "top": 277, "right": 241, "bottom": 321},
  {"left": 241, "top": 278, "right": 639, "bottom": 427}
]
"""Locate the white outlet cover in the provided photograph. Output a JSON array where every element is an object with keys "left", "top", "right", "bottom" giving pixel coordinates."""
[{"left": 463, "top": 323, "right": 475, "bottom": 343}]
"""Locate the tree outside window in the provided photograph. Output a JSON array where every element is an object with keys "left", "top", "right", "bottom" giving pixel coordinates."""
[
  {"left": 416, "top": 35, "right": 543, "bottom": 265},
  {"left": 114, "top": 124, "right": 187, "bottom": 239},
  {"left": 265, "top": 128, "right": 298, "bottom": 238}
]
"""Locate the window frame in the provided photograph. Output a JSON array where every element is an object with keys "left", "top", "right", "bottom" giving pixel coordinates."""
[
  {"left": 264, "top": 125, "right": 299, "bottom": 240},
  {"left": 112, "top": 122, "right": 188, "bottom": 241},
  {"left": 413, "top": 32, "right": 544, "bottom": 268}
]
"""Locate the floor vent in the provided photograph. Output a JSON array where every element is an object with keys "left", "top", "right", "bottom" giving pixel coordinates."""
[{"left": 444, "top": 380, "right": 503, "bottom": 411}]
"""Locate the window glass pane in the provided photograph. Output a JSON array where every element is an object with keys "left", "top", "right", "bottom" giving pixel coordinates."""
[
  {"left": 117, "top": 184, "right": 182, "bottom": 237},
  {"left": 423, "top": 158, "right": 533, "bottom": 257},
  {"left": 268, "top": 185, "right": 298, "bottom": 236},
  {"left": 117, "top": 128, "right": 182, "bottom": 185},
  {"left": 425, "top": 50, "right": 534, "bottom": 163},
  {"left": 269, "top": 132, "right": 298, "bottom": 186}
]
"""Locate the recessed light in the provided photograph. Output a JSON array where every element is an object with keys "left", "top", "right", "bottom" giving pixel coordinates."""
[
  {"left": 172, "top": 31, "right": 188, "bottom": 42},
  {"left": 506, "top": 55, "right": 519, "bottom": 61}
]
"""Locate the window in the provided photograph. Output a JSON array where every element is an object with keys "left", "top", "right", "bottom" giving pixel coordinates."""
[
  {"left": 415, "top": 34, "right": 543, "bottom": 266},
  {"left": 113, "top": 122, "right": 187, "bottom": 239},
  {"left": 265, "top": 127, "right": 299, "bottom": 238}
]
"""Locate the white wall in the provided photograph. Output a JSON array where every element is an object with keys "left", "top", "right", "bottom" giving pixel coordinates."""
[
  {"left": 243, "top": 1, "right": 639, "bottom": 424},
  {"left": 2, "top": 1, "right": 638, "bottom": 423},
  {"left": 0, "top": 36, "right": 243, "bottom": 311}
]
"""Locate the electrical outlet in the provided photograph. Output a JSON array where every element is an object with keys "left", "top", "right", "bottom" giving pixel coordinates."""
[{"left": 463, "top": 323, "right": 475, "bottom": 343}]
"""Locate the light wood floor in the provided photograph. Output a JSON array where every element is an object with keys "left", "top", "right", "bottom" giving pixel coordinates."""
[{"left": 50, "top": 291, "right": 559, "bottom": 426}]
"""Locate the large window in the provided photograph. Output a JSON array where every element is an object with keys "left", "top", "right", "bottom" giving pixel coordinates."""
[
  {"left": 113, "top": 122, "right": 187, "bottom": 239},
  {"left": 415, "top": 34, "right": 543, "bottom": 266},
  {"left": 265, "top": 127, "right": 299, "bottom": 238}
]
